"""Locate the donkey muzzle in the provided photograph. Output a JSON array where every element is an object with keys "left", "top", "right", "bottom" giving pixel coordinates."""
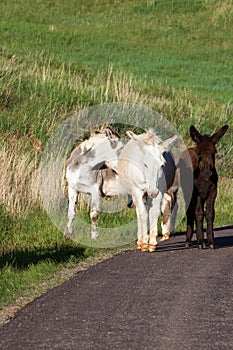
[
  {"left": 202, "top": 168, "right": 212, "bottom": 178},
  {"left": 147, "top": 189, "right": 159, "bottom": 198}
]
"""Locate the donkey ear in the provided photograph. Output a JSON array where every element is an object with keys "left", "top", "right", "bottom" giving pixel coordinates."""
[
  {"left": 126, "top": 130, "right": 145, "bottom": 147},
  {"left": 126, "top": 130, "right": 137, "bottom": 140},
  {"left": 105, "top": 126, "right": 119, "bottom": 139},
  {"left": 210, "top": 125, "right": 229, "bottom": 144},
  {"left": 105, "top": 126, "right": 113, "bottom": 138},
  {"left": 163, "top": 135, "right": 178, "bottom": 149},
  {"left": 190, "top": 125, "right": 202, "bottom": 144}
]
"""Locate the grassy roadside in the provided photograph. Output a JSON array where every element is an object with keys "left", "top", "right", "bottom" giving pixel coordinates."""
[
  {"left": 0, "top": 0, "right": 232, "bottom": 323},
  {"left": 1, "top": 0, "right": 232, "bottom": 101}
]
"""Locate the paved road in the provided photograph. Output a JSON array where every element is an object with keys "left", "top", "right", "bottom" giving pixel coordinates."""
[{"left": 1, "top": 227, "right": 233, "bottom": 350}]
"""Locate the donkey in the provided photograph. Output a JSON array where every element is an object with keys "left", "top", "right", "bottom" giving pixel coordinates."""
[
  {"left": 64, "top": 127, "right": 124, "bottom": 239},
  {"left": 179, "top": 125, "right": 228, "bottom": 249},
  {"left": 65, "top": 128, "right": 177, "bottom": 250},
  {"left": 118, "top": 130, "right": 178, "bottom": 252}
]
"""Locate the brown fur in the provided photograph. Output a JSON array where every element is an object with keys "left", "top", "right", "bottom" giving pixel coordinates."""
[
  {"left": 162, "top": 188, "right": 174, "bottom": 225},
  {"left": 179, "top": 124, "right": 228, "bottom": 248}
]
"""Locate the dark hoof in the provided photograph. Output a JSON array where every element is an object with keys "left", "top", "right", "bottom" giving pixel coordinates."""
[{"left": 127, "top": 199, "right": 134, "bottom": 208}]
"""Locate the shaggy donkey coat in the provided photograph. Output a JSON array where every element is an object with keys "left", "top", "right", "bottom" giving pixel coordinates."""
[{"left": 179, "top": 124, "right": 228, "bottom": 248}]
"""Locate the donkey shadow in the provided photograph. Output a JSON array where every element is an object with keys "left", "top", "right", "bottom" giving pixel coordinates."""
[
  {"left": 212, "top": 225, "right": 233, "bottom": 249},
  {"left": 156, "top": 225, "right": 233, "bottom": 252}
]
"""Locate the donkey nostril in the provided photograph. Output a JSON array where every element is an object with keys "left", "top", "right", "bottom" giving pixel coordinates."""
[
  {"left": 203, "top": 169, "right": 212, "bottom": 178},
  {"left": 147, "top": 189, "right": 159, "bottom": 198}
]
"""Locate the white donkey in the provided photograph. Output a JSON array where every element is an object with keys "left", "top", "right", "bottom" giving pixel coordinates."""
[
  {"left": 64, "top": 127, "right": 177, "bottom": 251},
  {"left": 64, "top": 127, "right": 124, "bottom": 239},
  {"left": 117, "top": 130, "right": 178, "bottom": 252}
]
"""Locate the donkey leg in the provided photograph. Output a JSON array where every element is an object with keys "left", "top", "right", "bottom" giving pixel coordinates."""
[
  {"left": 160, "top": 192, "right": 172, "bottom": 241},
  {"left": 170, "top": 195, "right": 178, "bottom": 235},
  {"left": 133, "top": 190, "right": 149, "bottom": 251},
  {"left": 64, "top": 186, "right": 77, "bottom": 238},
  {"left": 148, "top": 193, "right": 163, "bottom": 252},
  {"left": 205, "top": 189, "right": 217, "bottom": 249},
  {"left": 195, "top": 196, "right": 205, "bottom": 248},
  {"left": 185, "top": 202, "right": 195, "bottom": 248},
  {"left": 90, "top": 188, "right": 100, "bottom": 240},
  {"left": 90, "top": 208, "right": 99, "bottom": 239}
]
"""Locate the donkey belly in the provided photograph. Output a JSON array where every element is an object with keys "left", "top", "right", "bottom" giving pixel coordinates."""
[{"left": 66, "top": 166, "right": 95, "bottom": 193}]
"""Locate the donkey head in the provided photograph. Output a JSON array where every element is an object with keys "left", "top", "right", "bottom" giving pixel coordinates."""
[
  {"left": 190, "top": 125, "right": 228, "bottom": 178},
  {"left": 126, "top": 130, "right": 178, "bottom": 197}
]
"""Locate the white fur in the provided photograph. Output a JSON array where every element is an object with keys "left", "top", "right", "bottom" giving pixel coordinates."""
[
  {"left": 64, "top": 129, "right": 124, "bottom": 239},
  {"left": 118, "top": 131, "right": 177, "bottom": 248}
]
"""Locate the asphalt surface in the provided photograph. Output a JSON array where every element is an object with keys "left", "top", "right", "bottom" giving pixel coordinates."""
[{"left": 1, "top": 227, "right": 233, "bottom": 350}]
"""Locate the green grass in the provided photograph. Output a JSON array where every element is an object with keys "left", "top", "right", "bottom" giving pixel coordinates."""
[
  {"left": 0, "top": 206, "right": 95, "bottom": 307},
  {"left": 0, "top": 0, "right": 232, "bottom": 317},
  {"left": 1, "top": 0, "right": 232, "bottom": 102}
]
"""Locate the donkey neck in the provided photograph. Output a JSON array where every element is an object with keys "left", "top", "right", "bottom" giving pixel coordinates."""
[{"left": 194, "top": 168, "right": 218, "bottom": 199}]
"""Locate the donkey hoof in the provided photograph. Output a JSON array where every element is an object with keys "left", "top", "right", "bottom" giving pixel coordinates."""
[
  {"left": 185, "top": 242, "right": 191, "bottom": 248},
  {"left": 209, "top": 243, "right": 215, "bottom": 249},
  {"left": 148, "top": 244, "right": 157, "bottom": 252},
  {"left": 141, "top": 243, "right": 149, "bottom": 252},
  {"left": 91, "top": 231, "right": 98, "bottom": 240},
  {"left": 198, "top": 242, "right": 207, "bottom": 249},
  {"left": 64, "top": 228, "right": 71, "bottom": 239},
  {"left": 160, "top": 232, "right": 170, "bottom": 241},
  {"left": 137, "top": 241, "right": 142, "bottom": 250}
]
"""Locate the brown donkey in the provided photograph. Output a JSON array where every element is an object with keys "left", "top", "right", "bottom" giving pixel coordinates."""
[{"left": 179, "top": 125, "right": 228, "bottom": 249}]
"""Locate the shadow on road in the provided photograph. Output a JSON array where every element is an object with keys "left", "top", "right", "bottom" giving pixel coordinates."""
[
  {"left": 0, "top": 244, "right": 86, "bottom": 269},
  {"left": 214, "top": 225, "right": 233, "bottom": 232},
  {"left": 156, "top": 226, "right": 233, "bottom": 252},
  {"left": 214, "top": 235, "right": 233, "bottom": 248}
]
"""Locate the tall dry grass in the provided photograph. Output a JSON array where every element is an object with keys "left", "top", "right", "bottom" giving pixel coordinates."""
[
  {"left": 0, "top": 62, "right": 231, "bottom": 219},
  {"left": 0, "top": 147, "right": 40, "bottom": 214},
  {"left": 0, "top": 68, "right": 150, "bottom": 215}
]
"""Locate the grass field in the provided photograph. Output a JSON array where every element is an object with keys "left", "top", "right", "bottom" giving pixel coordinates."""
[{"left": 0, "top": 0, "right": 232, "bottom": 319}]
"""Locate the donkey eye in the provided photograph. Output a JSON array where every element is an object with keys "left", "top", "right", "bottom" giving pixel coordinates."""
[{"left": 144, "top": 163, "right": 148, "bottom": 168}]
